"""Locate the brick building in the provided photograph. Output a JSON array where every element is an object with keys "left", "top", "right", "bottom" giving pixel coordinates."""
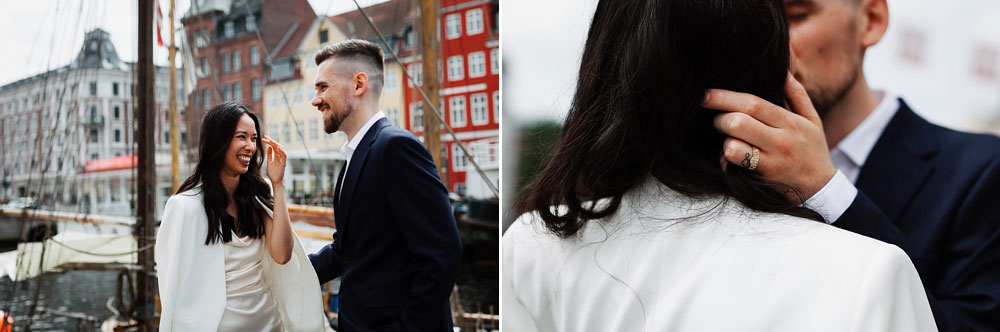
[{"left": 181, "top": 0, "right": 316, "bottom": 147}]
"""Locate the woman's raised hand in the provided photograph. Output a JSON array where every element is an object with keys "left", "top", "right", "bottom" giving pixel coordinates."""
[{"left": 261, "top": 136, "right": 286, "bottom": 185}]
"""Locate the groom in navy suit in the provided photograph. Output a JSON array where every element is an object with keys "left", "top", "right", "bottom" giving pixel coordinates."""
[
  {"left": 702, "top": 0, "right": 1000, "bottom": 330},
  {"left": 307, "top": 39, "right": 462, "bottom": 331}
]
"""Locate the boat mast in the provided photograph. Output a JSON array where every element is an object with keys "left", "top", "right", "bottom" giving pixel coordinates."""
[
  {"left": 169, "top": 0, "right": 180, "bottom": 192},
  {"left": 135, "top": 0, "right": 156, "bottom": 330}
]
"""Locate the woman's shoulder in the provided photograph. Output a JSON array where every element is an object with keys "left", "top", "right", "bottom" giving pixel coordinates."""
[{"left": 167, "top": 189, "right": 203, "bottom": 207}]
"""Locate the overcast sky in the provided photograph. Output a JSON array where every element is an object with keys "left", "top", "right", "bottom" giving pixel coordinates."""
[
  {"left": 503, "top": 0, "right": 1000, "bottom": 131},
  {"left": 0, "top": 0, "right": 388, "bottom": 87}
]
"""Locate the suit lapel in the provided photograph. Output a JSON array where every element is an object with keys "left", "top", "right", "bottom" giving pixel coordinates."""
[
  {"left": 855, "top": 100, "right": 938, "bottom": 222},
  {"left": 337, "top": 118, "right": 390, "bottom": 242},
  {"left": 333, "top": 164, "right": 347, "bottom": 226}
]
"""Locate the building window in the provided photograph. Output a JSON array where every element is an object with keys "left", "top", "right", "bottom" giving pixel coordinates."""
[
  {"left": 466, "top": 9, "right": 484, "bottom": 35},
  {"left": 319, "top": 29, "right": 329, "bottom": 43},
  {"left": 202, "top": 88, "right": 211, "bottom": 109},
  {"left": 410, "top": 102, "right": 423, "bottom": 131},
  {"left": 309, "top": 119, "right": 318, "bottom": 141},
  {"left": 113, "top": 105, "right": 121, "bottom": 120},
  {"left": 200, "top": 57, "right": 210, "bottom": 76},
  {"left": 114, "top": 129, "right": 121, "bottom": 143},
  {"left": 385, "top": 69, "right": 398, "bottom": 90},
  {"left": 445, "top": 14, "right": 461, "bottom": 39},
  {"left": 222, "top": 53, "right": 230, "bottom": 73},
  {"left": 250, "top": 46, "right": 260, "bottom": 66},
  {"left": 452, "top": 143, "right": 467, "bottom": 170},
  {"left": 233, "top": 82, "right": 242, "bottom": 101},
  {"left": 403, "top": 29, "right": 415, "bottom": 50},
  {"left": 493, "top": 91, "right": 499, "bottom": 123},
  {"left": 223, "top": 84, "right": 232, "bottom": 101},
  {"left": 468, "top": 52, "right": 486, "bottom": 78},
  {"left": 89, "top": 129, "right": 98, "bottom": 143},
  {"left": 294, "top": 86, "right": 303, "bottom": 104},
  {"left": 251, "top": 79, "right": 261, "bottom": 100},
  {"left": 407, "top": 64, "right": 422, "bottom": 87},
  {"left": 296, "top": 121, "right": 304, "bottom": 142},
  {"left": 89, "top": 82, "right": 97, "bottom": 96},
  {"left": 302, "top": 84, "right": 311, "bottom": 104},
  {"left": 194, "top": 29, "right": 208, "bottom": 48},
  {"left": 283, "top": 122, "right": 291, "bottom": 143},
  {"left": 268, "top": 91, "right": 277, "bottom": 108},
  {"left": 224, "top": 21, "right": 235, "bottom": 38},
  {"left": 450, "top": 96, "right": 467, "bottom": 127},
  {"left": 113, "top": 83, "right": 119, "bottom": 96},
  {"left": 471, "top": 93, "right": 488, "bottom": 125},
  {"left": 491, "top": 48, "right": 499, "bottom": 74},
  {"left": 269, "top": 124, "right": 278, "bottom": 137},
  {"left": 232, "top": 50, "right": 241, "bottom": 71},
  {"left": 246, "top": 15, "right": 257, "bottom": 31},
  {"left": 386, "top": 107, "right": 399, "bottom": 127},
  {"left": 447, "top": 56, "right": 464, "bottom": 81}
]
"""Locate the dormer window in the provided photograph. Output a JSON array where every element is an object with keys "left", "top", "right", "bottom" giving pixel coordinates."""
[{"left": 246, "top": 15, "right": 257, "bottom": 31}]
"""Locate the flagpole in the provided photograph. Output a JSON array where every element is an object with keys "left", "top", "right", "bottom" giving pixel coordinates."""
[{"left": 168, "top": 0, "right": 180, "bottom": 192}]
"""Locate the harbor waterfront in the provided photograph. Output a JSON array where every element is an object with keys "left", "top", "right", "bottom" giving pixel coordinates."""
[{"left": 0, "top": 208, "right": 496, "bottom": 331}]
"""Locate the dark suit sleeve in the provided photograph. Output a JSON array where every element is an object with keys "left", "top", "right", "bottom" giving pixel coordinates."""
[
  {"left": 927, "top": 158, "right": 1000, "bottom": 331},
  {"left": 835, "top": 192, "right": 904, "bottom": 246},
  {"left": 308, "top": 232, "right": 346, "bottom": 284},
  {"left": 380, "top": 135, "right": 463, "bottom": 331},
  {"left": 836, "top": 160, "right": 1000, "bottom": 331}
]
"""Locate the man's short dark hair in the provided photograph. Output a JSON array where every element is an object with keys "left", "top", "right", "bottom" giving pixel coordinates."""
[
  {"left": 315, "top": 39, "right": 385, "bottom": 95},
  {"left": 315, "top": 39, "right": 385, "bottom": 71}
]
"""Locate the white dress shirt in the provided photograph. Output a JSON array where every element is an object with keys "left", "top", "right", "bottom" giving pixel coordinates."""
[
  {"left": 804, "top": 91, "right": 900, "bottom": 223},
  {"left": 338, "top": 111, "right": 386, "bottom": 197},
  {"left": 503, "top": 177, "right": 936, "bottom": 331}
]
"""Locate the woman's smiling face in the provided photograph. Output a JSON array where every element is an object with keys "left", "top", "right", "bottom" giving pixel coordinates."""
[{"left": 221, "top": 114, "right": 258, "bottom": 176}]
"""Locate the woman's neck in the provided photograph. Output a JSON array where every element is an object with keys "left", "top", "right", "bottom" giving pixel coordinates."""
[{"left": 221, "top": 170, "right": 240, "bottom": 199}]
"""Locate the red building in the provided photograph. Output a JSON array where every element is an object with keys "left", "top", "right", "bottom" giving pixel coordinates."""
[
  {"left": 403, "top": 0, "right": 500, "bottom": 197},
  {"left": 180, "top": 0, "right": 315, "bottom": 147}
]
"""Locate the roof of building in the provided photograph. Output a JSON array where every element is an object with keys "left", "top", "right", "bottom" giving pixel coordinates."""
[
  {"left": 327, "top": 0, "right": 416, "bottom": 42},
  {"left": 183, "top": 0, "right": 233, "bottom": 19},
  {"left": 261, "top": 0, "right": 317, "bottom": 61}
]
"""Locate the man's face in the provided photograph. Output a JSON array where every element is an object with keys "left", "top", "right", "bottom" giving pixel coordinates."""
[
  {"left": 786, "top": 0, "right": 864, "bottom": 115},
  {"left": 312, "top": 58, "right": 353, "bottom": 134}
]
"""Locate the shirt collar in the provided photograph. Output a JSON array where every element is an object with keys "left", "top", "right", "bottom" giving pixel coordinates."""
[
  {"left": 341, "top": 111, "right": 386, "bottom": 159},
  {"left": 831, "top": 90, "right": 900, "bottom": 168}
]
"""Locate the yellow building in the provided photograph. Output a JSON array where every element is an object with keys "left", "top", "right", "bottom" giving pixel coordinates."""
[{"left": 262, "top": 16, "right": 406, "bottom": 204}]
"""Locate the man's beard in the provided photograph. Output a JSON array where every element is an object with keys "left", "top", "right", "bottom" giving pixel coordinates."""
[
  {"left": 324, "top": 103, "right": 350, "bottom": 133},
  {"left": 803, "top": 69, "right": 859, "bottom": 118}
]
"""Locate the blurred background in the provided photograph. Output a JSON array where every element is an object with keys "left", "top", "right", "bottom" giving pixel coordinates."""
[
  {"left": 501, "top": 0, "right": 1000, "bottom": 230},
  {"left": 0, "top": 0, "right": 498, "bottom": 330}
]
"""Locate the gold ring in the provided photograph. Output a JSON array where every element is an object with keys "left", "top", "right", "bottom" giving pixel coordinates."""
[{"left": 748, "top": 146, "right": 760, "bottom": 171}]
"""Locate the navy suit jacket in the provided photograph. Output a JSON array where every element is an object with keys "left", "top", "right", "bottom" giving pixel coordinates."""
[
  {"left": 309, "top": 118, "right": 463, "bottom": 332},
  {"left": 835, "top": 100, "right": 1000, "bottom": 331}
]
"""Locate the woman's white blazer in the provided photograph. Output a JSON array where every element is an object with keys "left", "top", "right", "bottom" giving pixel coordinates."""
[
  {"left": 503, "top": 178, "right": 937, "bottom": 332},
  {"left": 155, "top": 189, "right": 325, "bottom": 331}
]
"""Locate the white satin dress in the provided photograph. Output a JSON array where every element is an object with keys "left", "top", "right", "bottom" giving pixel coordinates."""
[{"left": 217, "top": 232, "right": 282, "bottom": 332}]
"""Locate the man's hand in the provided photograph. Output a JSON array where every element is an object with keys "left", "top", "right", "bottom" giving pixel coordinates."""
[{"left": 702, "top": 73, "right": 836, "bottom": 202}]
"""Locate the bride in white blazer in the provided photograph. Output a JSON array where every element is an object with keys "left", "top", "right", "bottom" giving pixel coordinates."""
[
  {"left": 503, "top": 0, "right": 937, "bottom": 331},
  {"left": 155, "top": 103, "right": 325, "bottom": 331}
]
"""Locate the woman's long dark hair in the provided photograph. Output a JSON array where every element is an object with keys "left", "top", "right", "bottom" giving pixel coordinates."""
[
  {"left": 518, "top": 0, "right": 824, "bottom": 238},
  {"left": 176, "top": 102, "right": 274, "bottom": 245}
]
